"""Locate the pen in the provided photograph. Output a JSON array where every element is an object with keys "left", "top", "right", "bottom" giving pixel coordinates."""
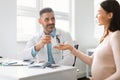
[
  {"left": 30, "top": 61, "right": 35, "bottom": 64},
  {"left": 3, "top": 61, "right": 18, "bottom": 66}
]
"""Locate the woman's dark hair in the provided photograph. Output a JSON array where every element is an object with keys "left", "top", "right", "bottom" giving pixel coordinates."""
[
  {"left": 100, "top": 0, "right": 120, "bottom": 43},
  {"left": 39, "top": 7, "right": 54, "bottom": 17}
]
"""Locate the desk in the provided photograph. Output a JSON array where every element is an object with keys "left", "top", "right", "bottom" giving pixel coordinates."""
[{"left": 0, "top": 65, "right": 77, "bottom": 80}]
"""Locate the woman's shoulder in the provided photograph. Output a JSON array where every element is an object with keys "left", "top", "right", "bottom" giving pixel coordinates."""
[
  {"left": 111, "top": 30, "right": 120, "bottom": 38},
  {"left": 110, "top": 30, "right": 120, "bottom": 43}
]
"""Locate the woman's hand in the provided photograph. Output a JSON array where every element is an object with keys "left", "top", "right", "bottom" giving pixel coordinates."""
[{"left": 54, "top": 43, "right": 73, "bottom": 51}]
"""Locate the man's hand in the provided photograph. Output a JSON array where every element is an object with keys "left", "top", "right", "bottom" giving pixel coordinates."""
[{"left": 35, "top": 35, "right": 51, "bottom": 51}]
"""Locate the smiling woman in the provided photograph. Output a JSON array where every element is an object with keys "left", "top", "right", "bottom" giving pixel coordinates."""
[
  {"left": 54, "top": 0, "right": 120, "bottom": 80},
  {"left": 94, "top": 0, "right": 120, "bottom": 40}
]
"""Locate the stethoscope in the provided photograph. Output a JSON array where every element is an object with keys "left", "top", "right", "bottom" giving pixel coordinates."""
[
  {"left": 56, "top": 34, "right": 64, "bottom": 59},
  {"left": 56, "top": 34, "right": 60, "bottom": 44}
]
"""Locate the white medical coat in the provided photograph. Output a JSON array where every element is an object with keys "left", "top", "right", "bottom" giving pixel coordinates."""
[{"left": 23, "top": 29, "right": 74, "bottom": 66}]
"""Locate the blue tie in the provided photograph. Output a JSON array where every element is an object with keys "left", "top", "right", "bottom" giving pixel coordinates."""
[{"left": 47, "top": 43, "right": 55, "bottom": 64}]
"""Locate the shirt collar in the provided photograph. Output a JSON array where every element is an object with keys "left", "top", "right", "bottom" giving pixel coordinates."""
[
  {"left": 43, "top": 28, "right": 56, "bottom": 38},
  {"left": 50, "top": 28, "right": 56, "bottom": 38}
]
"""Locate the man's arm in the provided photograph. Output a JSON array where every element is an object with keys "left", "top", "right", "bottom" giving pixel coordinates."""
[
  {"left": 23, "top": 35, "right": 51, "bottom": 60},
  {"left": 23, "top": 37, "right": 37, "bottom": 60}
]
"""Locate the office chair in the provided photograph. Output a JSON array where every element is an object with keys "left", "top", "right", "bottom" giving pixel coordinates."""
[{"left": 72, "top": 44, "right": 79, "bottom": 66}]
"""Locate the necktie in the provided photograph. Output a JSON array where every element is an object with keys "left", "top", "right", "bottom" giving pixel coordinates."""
[{"left": 47, "top": 43, "right": 55, "bottom": 64}]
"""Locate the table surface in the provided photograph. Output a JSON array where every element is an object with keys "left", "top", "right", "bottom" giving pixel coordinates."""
[
  {"left": 0, "top": 58, "right": 77, "bottom": 80},
  {"left": 0, "top": 64, "right": 77, "bottom": 80}
]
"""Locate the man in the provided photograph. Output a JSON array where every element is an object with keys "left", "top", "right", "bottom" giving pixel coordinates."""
[{"left": 23, "top": 7, "right": 74, "bottom": 66}]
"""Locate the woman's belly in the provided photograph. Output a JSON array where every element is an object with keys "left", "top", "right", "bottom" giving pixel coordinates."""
[
  {"left": 91, "top": 40, "right": 116, "bottom": 80},
  {"left": 92, "top": 60, "right": 115, "bottom": 80}
]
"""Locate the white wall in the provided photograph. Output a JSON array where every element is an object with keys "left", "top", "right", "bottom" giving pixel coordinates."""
[
  {"left": 0, "top": 0, "right": 17, "bottom": 59},
  {"left": 75, "top": 0, "right": 97, "bottom": 51},
  {"left": 74, "top": 0, "right": 98, "bottom": 78}
]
